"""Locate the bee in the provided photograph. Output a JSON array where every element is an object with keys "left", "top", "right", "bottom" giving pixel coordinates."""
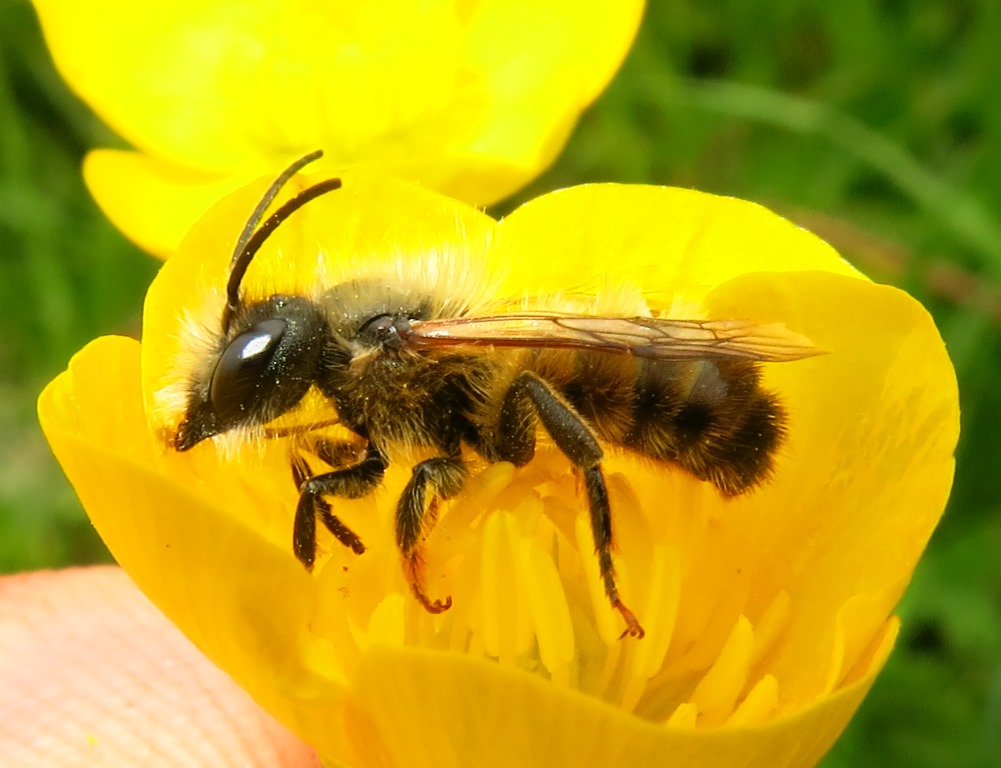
[{"left": 171, "top": 151, "right": 819, "bottom": 639}]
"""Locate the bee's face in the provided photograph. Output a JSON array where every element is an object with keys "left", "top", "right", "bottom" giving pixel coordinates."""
[{"left": 175, "top": 296, "right": 329, "bottom": 451}]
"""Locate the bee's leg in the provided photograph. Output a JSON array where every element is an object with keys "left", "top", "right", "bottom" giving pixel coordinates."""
[
  {"left": 397, "top": 456, "right": 467, "bottom": 614},
  {"left": 291, "top": 443, "right": 387, "bottom": 570},
  {"left": 493, "top": 372, "right": 645, "bottom": 639}
]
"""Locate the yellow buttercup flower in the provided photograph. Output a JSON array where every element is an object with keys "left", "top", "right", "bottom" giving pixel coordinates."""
[
  {"left": 39, "top": 170, "right": 958, "bottom": 767},
  {"left": 32, "top": 0, "right": 642, "bottom": 258}
]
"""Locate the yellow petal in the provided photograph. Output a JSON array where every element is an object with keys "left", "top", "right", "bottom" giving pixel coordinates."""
[
  {"left": 339, "top": 643, "right": 891, "bottom": 767},
  {"left": 83, "top": 150, "right": 246, "bottom": 259},
  {"left": 490, "top": 184, "right": 863, "bottom": 305},
  {"left": 35, "top": 1, "right": 268, "bottom": 168},
  {"left": 34, "top": 0, "right": 644, "bottom": 254}
]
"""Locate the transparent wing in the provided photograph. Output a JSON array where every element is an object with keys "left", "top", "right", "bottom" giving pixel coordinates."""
[{"left": 402, "top": 313, "right": 821, "bottom": 362}]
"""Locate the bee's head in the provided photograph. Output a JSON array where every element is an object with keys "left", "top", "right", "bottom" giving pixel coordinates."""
[
  {"left": 173, "top": 150, "right": 342, "bottom": 452},
  {"left": 174, "top": 296, "right": 329, "bottom": 451}
]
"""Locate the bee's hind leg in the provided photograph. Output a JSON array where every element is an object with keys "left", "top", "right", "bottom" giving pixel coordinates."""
[
  {"left": 397, "top": 456, "right": 467, "bottom": 614},
  {"left": 291, "top": 442, "right": 387, "bottom": 570},
  {"left": 492, "top": 372, "right": 645, "bottom": 639}
]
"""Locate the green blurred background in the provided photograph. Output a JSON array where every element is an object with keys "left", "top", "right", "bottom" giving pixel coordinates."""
[{"left": 1, "top": 1, "right": 999, "bottom": 765}]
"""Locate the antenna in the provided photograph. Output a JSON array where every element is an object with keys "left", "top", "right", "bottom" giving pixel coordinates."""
[{"left": 221, "top": 150, "right": 342, "bottom": 333}]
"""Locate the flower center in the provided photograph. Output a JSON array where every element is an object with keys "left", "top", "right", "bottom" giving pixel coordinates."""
[{"left": 298, "top": 448, "right": 894, "bottom": 728}]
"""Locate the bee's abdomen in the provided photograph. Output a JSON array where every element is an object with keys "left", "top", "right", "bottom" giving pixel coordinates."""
[
  {"left": 620, "top": 358, "right": 786, "bottom": 495},
  {"left": 523, "top": 351, "right": 786, "bottom": 496}
]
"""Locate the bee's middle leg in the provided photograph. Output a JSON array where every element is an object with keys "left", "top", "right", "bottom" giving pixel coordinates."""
[
  {"left": 490, "top": 372, "right": 645, "bottom": 639},
  {"left": 397, "top": 456, "right": 467, "bottom": 614},
  {"left": 292, "top": 442, "right": 387, "bottom": 570}
]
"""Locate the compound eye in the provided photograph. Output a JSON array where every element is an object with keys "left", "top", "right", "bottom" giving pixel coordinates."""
[{"left": 210, "top": 318, "right": 287, "bottom": 424}]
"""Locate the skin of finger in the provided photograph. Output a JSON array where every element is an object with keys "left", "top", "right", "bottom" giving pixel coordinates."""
[{"left": 0, "top": 567, "right": 320, "bottom": 768}]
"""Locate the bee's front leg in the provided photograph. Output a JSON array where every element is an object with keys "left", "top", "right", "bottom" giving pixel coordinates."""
[
  {"left": 396, "top": 456, "right": 467, "bottom": 614},
  {"left": 291, "top": 442, "right": 387, "bottom": 569}
]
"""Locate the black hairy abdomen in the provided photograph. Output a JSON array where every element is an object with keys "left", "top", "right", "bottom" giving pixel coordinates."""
[{"left": 560, "top": 354, "right": 786, "bottom": 496}]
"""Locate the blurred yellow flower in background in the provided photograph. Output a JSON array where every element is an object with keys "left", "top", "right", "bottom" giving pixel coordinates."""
[
  {"left": 32, "top": 0, "right": 643, "bottom": 257},
  {"left": 39, "top": 169, "right": 958, "bottom": 767}
]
